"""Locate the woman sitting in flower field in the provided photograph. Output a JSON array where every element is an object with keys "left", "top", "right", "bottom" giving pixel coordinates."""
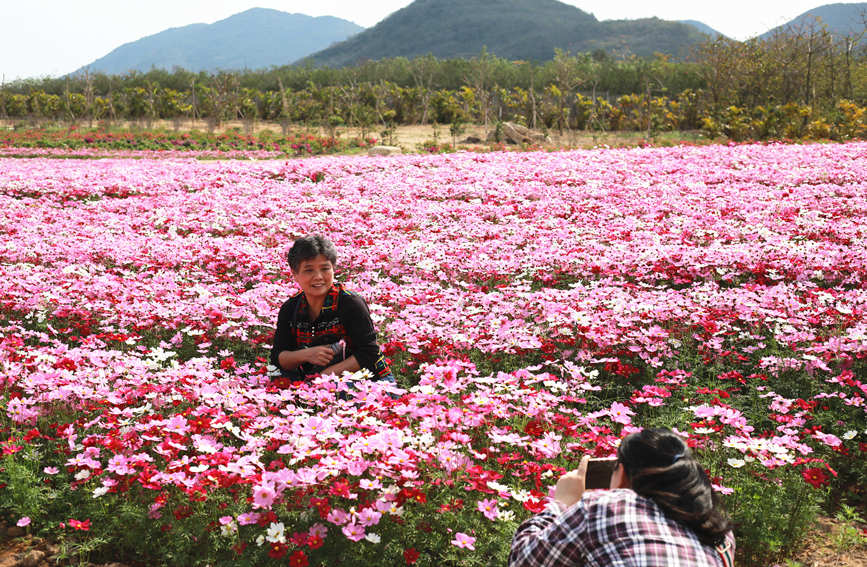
[
  {"left": 509, "top": 428, "right": 735, "bottom": 567},
  {"left": 270, "top": 235, "right": 393, "bottom": 383}
]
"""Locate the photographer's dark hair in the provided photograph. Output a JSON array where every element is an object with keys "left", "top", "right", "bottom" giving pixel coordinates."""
[
  {"left": 287, "top": 235, "right": 338, "bottom": 273},
  {"left": 617, "top": 428, "right": 731, "bottom": 547}
]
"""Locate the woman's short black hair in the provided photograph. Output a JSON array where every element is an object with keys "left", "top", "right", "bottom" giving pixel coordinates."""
[
  {"left": 616, "top": 428, "right": 731, "bottom": 546},
  {"left": 287, "top": 235, "right": 337, "bottom": 272}
]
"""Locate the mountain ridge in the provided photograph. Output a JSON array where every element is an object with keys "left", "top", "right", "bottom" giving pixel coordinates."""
[
  {"left": 301, "top": 0, "right": 708, "bottom": 66},
  {"left": 759, "top": 2, "right": 867, "bottom": 39},
  {"left": 75, "top": 8, "right": 364, "bottom": 75}
]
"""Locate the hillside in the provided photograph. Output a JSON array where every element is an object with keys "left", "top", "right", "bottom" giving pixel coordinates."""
[
  {"left": 75, "top": 8, "right": 363, "bottom": 75},
  {"left": 680, "top": 19, "right": 727, "bottom": 38},
  {"left": 302, "top": 0, "right": 707, "bottom": 67},
  {"left": 759, "top": 2, "right": 867, "bottom": 38}
]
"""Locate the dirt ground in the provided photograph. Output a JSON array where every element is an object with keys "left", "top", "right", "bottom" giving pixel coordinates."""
[{"left": 789, "top": 516, "right": 867, "bottom": 567}]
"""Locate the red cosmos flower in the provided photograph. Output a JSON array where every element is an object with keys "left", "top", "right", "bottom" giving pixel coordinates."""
[
  {"left": 307, "top": 534, "right": 324, "bottom": 549},
  {"left": 289, "top": 550, "right": 309, "bottom": 567},
  {"left": 257, "top": 510, "right": 278, "bottom": 527},
  {"left": 404, "top": 547, "right": 420, "bottom": 564},
  {"left": 801, "top": 467, "right": 829, "bottom": 488},
  {"left": 524, "top": 419, "right": 545, "bottom": 437},
  {"left": 270, "top": 376, "right": 294, "bottom": 389},
  {"left": 68, "top": 518, "right": 91, "bottom": 531},
  {"left": 22, "top": 429, "right": 41, "bottom": 442},
  {"left": 173, "top": 505, "right": 193, "bottom": 520},
  {"left": 523, "top": 497, "right": 547, "bottom": 513},
  {"left": 329, "top": 479, "right": 352, "bottom": 498},
  {"left": 267, "top": 542, "right": 288, "bottom": 559},
  {"left": 1, "top": 438, "right": 22, "bottom": 456},
  {"left": 309, "top": 497, "right": 331, "bottom": 519}
]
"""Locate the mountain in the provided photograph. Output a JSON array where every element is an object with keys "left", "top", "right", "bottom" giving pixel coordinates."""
[
  {"left": 302, "top": 0, "right": 708, "bottom": 67},
  {"left": 759, "top": 2, "right": 867, "bottom": 39},
  {"left": 680, "top": 20, "right": 727, "bottom": 38},
  {"left": 75, "top": 8, "right": 363, "bottom": 75}
]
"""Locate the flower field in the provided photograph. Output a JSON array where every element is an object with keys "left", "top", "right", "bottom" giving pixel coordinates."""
[{"left": 1, "top": 142, "right": 866, "bottom": 565}]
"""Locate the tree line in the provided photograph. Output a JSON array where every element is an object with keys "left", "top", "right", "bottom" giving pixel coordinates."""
[{"left": 1, "top": 20, "right": 865, "bottom": 140}]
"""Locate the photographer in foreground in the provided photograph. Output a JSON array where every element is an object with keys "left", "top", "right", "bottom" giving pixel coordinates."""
[{"left": 509, "top": 428, "right": 735, "bottom": 567}]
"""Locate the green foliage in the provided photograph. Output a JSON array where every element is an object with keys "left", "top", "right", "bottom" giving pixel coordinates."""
[
  {"left": 3, "top": 26, "right": 865, "bottom": 143},
  {"left": 831, "top": 505, "right": 867, "bottom": 551},
  {"left": 728, "top": 467, "right": 824, "bottom": 565},
  {"left": 1, "top": 451, "right": 58, "bottom": 524}
]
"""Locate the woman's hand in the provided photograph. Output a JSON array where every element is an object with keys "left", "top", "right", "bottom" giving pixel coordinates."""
[
  {"left": 554, "top": 455, "right": 590, "bottom": 509},
  {"left": 321, "top": 355, "right": 361, "bottom": 377},
  {"left": 304, "top": 346, "right": 336, "bottom": 367}
]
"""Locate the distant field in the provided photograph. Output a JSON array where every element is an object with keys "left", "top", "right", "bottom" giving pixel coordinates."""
[{"left": 0, "top": 118, "right": 711, "bottom": 151}]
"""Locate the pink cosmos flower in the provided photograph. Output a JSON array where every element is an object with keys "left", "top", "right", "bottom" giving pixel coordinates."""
[
  {"left": 477, "top": 498, "right": 500, "bottom": 521},
  {"left": 341, "top": 523, "right": 366, "bottom": 542},
  {"left": 813, "top": 431, "right": 842, "bottom": 447},
  {"left": 356, "top": 507, "right": 382, "bottom": 527},
  {"left": 252, "top": 481, "right": 277, "bottom": 509},
  {"left": 531, "top": 432, "right": 562, "bottom": 458},
  {"left": 17, "top": 517, "right": 31, "bottom": 527},
  {"left": 609, "top": 402, "right": 635, "bottom": 425},
  {"left": 451, "top": 532, "right": 476, "bottom": 550},
  {"left": 308, "top": 523, "right": 328, "bottom": 538},
  {"left": 692, "top": 405, "right": 718, "bottom": 419},
  {"left": 237, "top": 512, "right": 260, "bottom": 525},
  {"left": 326, "top": 508, "right": 349, "bottom": 526}
]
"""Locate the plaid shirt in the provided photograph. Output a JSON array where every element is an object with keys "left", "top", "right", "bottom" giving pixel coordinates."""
[{"left": 510, "top": 489, "right": 735, "bottom": 567}]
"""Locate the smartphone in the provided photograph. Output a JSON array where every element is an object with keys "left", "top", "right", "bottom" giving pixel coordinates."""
[{"left": 585, "top": 457, "right": 618, "bottom": 489}]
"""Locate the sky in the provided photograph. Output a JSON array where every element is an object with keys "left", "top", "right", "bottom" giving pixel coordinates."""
[{"left": 1, "top": 0, "right": 862, "bottom": 81}]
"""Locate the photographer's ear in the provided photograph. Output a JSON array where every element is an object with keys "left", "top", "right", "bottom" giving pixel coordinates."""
[{"left": 609, "top": 463, "right": 631, "bottom": 490}]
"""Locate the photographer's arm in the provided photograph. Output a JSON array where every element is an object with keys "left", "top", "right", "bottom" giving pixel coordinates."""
[
  {"left": 554, "top": 455, "right": 590, "bottom": 508},
  {"left": 507, "top": 456, "right": 591, "bottom": 567}
]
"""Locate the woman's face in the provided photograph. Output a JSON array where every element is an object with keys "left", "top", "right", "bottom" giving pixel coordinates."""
[{"left": 293, "top": 255, "right": 334, "bottom": 301}]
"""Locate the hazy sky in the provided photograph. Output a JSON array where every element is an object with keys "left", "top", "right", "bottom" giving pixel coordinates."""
[{"left": 1, "top": 1, "right": 861, "bottom": 80}]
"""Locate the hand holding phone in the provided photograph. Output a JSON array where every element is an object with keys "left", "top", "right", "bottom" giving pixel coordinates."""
[{"left": 553, "top": 456, "right": 590, "bottom": 508}]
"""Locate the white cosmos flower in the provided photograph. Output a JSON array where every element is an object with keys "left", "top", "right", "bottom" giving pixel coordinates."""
[
  {"left": 727, "top": 458, "right": 746, "bottom": 468},
  {"left": 265, "top": 522, "right": 286, "bottom": 543},
  {"left": 511, "top": 489, "right": 531, "bottom": 502},
  {"left": 498, "top": 510, "right": 516, "bottom": 522}
]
